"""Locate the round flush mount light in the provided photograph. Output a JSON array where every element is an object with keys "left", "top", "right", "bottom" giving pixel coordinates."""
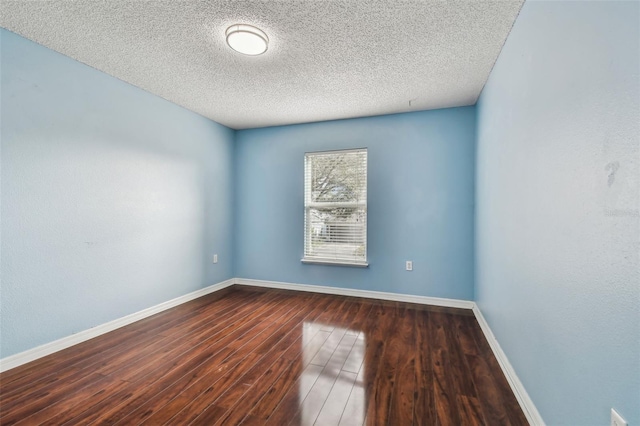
[{"left": 225, "top": 24, "right": 268, "bottom": 56}]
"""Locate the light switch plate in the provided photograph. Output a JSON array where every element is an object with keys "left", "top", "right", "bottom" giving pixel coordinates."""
[{"left": 611, "top": 408, "right": 627, "bottom": 426}]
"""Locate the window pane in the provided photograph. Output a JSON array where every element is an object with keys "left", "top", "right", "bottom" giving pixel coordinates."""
[{"left": 304, "top": 149, "right": 367, "bottom": 265}]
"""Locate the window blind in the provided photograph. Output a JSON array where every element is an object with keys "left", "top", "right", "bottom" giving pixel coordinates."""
[{"left": 303, "top": 148, "right": 367, "bottom": 266}]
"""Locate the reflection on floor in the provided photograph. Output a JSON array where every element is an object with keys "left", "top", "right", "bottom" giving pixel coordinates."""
[{"left": 298, "top": 322, "right": 365, "bottom": 425}]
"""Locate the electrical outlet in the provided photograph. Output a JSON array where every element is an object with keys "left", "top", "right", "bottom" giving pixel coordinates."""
[
  {"left": 406, "top": 261, "right": 413, "bottom": 271},
  {"left": 611, "top": 409, "right": 627, "bottom": 426},
  {"left": 213, "top": 254, "right": 218, "bottom": 264}
]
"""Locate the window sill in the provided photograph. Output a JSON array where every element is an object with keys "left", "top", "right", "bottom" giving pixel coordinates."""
[{"left": 301, "top": 258, "right": 369, "bottom": 268}]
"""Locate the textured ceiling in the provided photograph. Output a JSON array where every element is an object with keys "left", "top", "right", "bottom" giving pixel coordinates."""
[{"left": 1, "top": 1, "right": 524, "bottom": 130}]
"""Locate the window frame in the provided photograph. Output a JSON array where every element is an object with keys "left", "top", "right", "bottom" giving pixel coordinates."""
[{"left": 301, "top": 148, "right": 368, "bottom": 267}]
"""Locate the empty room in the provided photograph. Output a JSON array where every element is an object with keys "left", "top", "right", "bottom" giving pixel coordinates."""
[{"left": 1, "top": 1, "right": 638, "bottom": 425}]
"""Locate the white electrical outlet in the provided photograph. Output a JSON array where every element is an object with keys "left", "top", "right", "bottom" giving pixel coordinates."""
[
  {"left": 213, "top": 254, "right": 218, "bottom": 264},
  {"left": 406, "top": 261, "right": 413, "bottom": 271},
  {"left": 611, "top": 409, "right": 627, "bottom": 426}
]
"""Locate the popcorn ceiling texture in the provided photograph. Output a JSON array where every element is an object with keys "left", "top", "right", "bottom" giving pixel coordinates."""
[{"left": 0, "top": 1, "right": 523, "bottom": 129}]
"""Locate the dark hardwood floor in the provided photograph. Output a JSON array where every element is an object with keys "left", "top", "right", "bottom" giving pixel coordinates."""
[{"left": 0, "top": 286, "right": 528, "bottom": 425}]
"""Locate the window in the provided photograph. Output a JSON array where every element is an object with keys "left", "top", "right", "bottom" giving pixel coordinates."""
[{"left": 303, "top": 148, "right": 368, "bottom": 266}]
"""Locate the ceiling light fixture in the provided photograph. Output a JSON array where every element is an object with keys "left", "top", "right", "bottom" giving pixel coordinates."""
[{"left": 225, "top": 24, "right": 268, "bottom": 56}]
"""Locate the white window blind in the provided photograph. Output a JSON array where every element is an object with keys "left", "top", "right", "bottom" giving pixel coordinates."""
[{"left": 303, "top": 148, "right": 368, "bottom": 266}]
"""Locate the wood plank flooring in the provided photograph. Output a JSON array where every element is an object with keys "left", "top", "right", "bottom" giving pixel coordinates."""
[{"left": 0, "top": 286, "right": 528, "bottom": 425}]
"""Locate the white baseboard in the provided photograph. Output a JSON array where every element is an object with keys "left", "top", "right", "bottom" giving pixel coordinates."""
[
  {"left": 472, "top": 304, "right": 545, "bottom": 425},
  {"left": 234, "top": 277, "right": 475, "bottom": 309},
  {"left": 1, "top": 275, "right": 541, "bottom": 426},
  {"left": 236, "top": 278, "right": 542, "bottom": 423},
  {"left": 0, "top": 278, "right": 235, "bottom": 373}
]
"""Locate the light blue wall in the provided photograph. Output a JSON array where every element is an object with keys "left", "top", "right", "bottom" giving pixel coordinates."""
[
  {"left": 476, "top": 1, "right": 639, "bottom": 425},
  {"left": 0, "top": 29, "right": 235, "bottom": 358},
  {"left": 234, "top": 108, "right": 476, "bottom": 300}
]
